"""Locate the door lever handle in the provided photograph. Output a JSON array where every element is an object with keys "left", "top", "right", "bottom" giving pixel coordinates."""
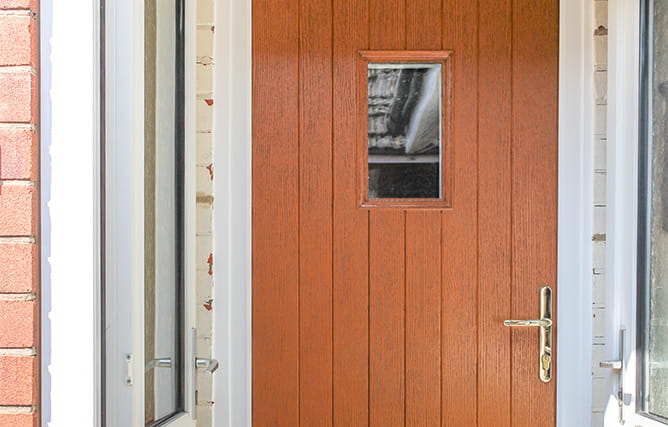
[
  {"left": 145, "top": 358, "right": 173, "bottom": 371},
  {"left": 598, "top": 328, "right": 628, "bottom": 424},
  {"left": 599, "top": 360, "right": 622, "bottom": 370},
  {"left": 503, "top": 319, "right": 552, "bottom": 328},
  {"left": 195, "top": 357, "right": 219, "bottom": 374},
  {"left": 503, "top": 286, "right": 553, "bottom": 383}
]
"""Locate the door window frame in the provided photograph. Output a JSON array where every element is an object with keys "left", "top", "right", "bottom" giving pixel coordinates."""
[
  {"left": 605, "top": 0, "right": 668, "bottom": 425},
  {"left": 102, "top": 0, "right": 198, "bottom": 425}
]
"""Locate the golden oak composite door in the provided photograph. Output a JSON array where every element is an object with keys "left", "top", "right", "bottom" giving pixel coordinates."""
[{"left": 252, "top": 0, "right": 559, "bottom": 425}]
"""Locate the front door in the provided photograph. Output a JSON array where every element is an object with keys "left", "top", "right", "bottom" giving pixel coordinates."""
[{"left": 252, "top": 0, "right": 559, "bottom": 425}]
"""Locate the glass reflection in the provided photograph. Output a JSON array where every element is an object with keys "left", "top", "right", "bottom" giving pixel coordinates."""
[
  {"left": 144, "top": 0, "right": 183, "bottom": 424},
  {"left": 368, "top": 63, "right": 442, "bottom": 199},
  {"left": 642, "top": 0, "right": 668, "bottom": 419}
]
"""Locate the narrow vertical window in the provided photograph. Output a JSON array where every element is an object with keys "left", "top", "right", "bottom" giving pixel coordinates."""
[
  {"left": 144, "top": 0, "right": 185, "bottom": 424},
  {"left": 639, "top": 0, "right": 668, "bottom": 420}
]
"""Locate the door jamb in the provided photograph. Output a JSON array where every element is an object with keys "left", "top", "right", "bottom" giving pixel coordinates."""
[
  {"left": 213, "top": 0, "right": 596, "bottom": 425},
  {"left": 213, "top": 0, "right": 253, "bottom": 425},
  {"left": 556, "top": 0, "right": 595, "bottom": 425}
]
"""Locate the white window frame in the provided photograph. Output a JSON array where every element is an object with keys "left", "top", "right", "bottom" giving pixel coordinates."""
[
  {"left": 213, "top": 0, "right": 597, "bottom": 426},
  {"left": 103, "top": 0, "right": 198, "bottom": 425},
  {"left": 605, "top": 0, "right": 668, "bottom": 426},
  {"left": 42, "top": 0, "right": 201, "bottom": 424}
]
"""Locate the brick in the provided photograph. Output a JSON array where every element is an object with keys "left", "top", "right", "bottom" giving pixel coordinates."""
[
  {"left": 0, "top": 0, "right": 37, "bottom": 11},
  {"left": 0, "top": 185, "right": 36, "bottom": 236},
  {"left": 0, "top": 299, "right": 36, "bottom": 347},
  {"left": 0, "top": 15, "right": 37, "bottom": 67},
  {"left": 0, "top": 356, "right": 37, "bottom": 405},
  {"left": 0, "top": 72, "right": 37, "bottom": 123},
  {"left": 0, "top": 127, "right": 36, "bottom": 180},
  {"left": 0, "top": 243, "right": 36, "bottom": 292},
  {"left": 0, "top": 413, "right": 37, "bottom": 427}
]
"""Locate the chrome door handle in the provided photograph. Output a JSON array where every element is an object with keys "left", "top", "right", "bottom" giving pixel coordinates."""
[
  {"left": 195, "top": 357, "right": 219, "bottom": 374},
  {"left": 599, "top": 360, "right": 622, "bottom": 370},
  {"left": 504, "top": 286, "right": 553, "bottom": 383},
  {"left": 145, "top": 358, "right": 173, "bottom": 371},
  {"left": 599, "top": 328, "right": 629, "bottom": 424}
]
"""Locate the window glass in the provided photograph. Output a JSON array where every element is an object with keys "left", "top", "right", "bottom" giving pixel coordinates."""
[
  {"left": 367, "top": 63, "right": 442, "bottom": 199},
  {"left": 144, "top": 0, "right": 184, "bottom": 424},
  {"left": 640, "top": 0, "right": 668, "bottom": 419}
]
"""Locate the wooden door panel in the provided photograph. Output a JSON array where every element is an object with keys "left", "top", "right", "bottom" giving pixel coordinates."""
[
  {"left": 478, "top": 0, "right": 513, "bottom": 424},
  {"left": 252, "top": 0, "right": 559, "bottom": 425},
  {"left": 369, "top": 211, "right": 406, "bottom": 425},
  {"left": 511, "top": 1, "right": 559, "bottom": 425},
  {"left": 332, "top": 0, "right": 369, "bottom": 425},
  {"left": 406, "top": 212, "right": 442, "bottom": 426},
  {"left": 404, "top": 4, "right": 443, "bottom": 426},
  {"left": 439, "top": 1, "right": 479, "bottom": 425},
  {"left": 298, "top": 0, "right": 334, "bottom": 424},
  {"left": 252, "top": 0, "right": 299, "bottom": 424}
]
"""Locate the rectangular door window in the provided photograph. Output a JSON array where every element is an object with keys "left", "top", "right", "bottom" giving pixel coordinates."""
[
  {"left": 144, "top": 0, "right": 185, "bottom": 424},
  {"left": 367, "top": 63, "right": 442, "bottom": 199},
  {"left": 639, "top": 0, "right": 668, "bottom": 420},
  {"left": 359, "top": 51, "right": 452, "bottom": 208}
]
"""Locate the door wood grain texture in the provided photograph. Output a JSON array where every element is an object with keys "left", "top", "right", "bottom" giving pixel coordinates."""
[{"left": 252, "top": 0, "right": 559, "bottom": 425}]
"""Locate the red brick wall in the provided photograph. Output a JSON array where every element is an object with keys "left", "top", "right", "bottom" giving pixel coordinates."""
[{"left": 0, "top": 0, "right": 39, "bottom": 424}]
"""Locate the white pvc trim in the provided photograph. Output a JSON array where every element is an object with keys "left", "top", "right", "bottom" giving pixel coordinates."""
[
  {"left": 213, "top": 0, "right": 252, "bottom": 425},
  {"left": 556, "top": 0, "right": 595, "bottom": 425},
  {"left": 40, "top": 0, "right": 101, "bottom": 425}
]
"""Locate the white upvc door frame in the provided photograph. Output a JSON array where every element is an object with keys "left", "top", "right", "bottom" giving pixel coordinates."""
[
  {"left": 557, "top": 0, "right": 596, "bottom": 424},
  {"left": 606, "top": 0, "right": 668, "bottom": 426},
  {"left": 213, "top": 1, "right": 596, "bottom": 426},
  {"left": 103, "top": 0, "right": 198, "bottom": 425},
  {"left": 212, "top": 0, "right": 252, "bottom": 425}
]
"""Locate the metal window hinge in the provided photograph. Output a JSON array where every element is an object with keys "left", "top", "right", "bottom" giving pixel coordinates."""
[
  {"left": 599, "top": 329, "right": 632, "bottom": 424},
  {"left": 124, "top": 353, "right": 133, "bottom": 386}
]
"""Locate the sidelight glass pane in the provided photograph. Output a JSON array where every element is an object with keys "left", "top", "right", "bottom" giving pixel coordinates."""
[
  {"left": 144, "top": 0, "right": 184, "bottom": 424},
  {"left": 367, "top": 63, "right": 442, "bottom": 199},
  {"left": 640, "top": 0, "right": 668, "bottom": 420}
]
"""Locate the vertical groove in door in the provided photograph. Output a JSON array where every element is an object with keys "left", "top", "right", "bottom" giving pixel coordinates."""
[
  {"left": 510, "top": 1, "right": 558, "bottom": 425},
  {"left": 297, "top": 0, "right": 301, "bottom": 423},
  {"left": 440, "top": 0, "right": 479, "bottom": 424},
  {"left": 332, "top": 0, "right": 369, "bottom": 424},
  {"left": 298, "top": 0, "right": 334, "bottom": 423},
  {"left": 510, "top": 0, "right": 515, "bottom": 419},
  {"left": 477, "top": 0, "right": 513, "bottom": 425},
  {"left": 367, "top": 211, "right": 371, "bottom": 427},
  {"left": 251, "top": 0, "right": 300, "bottom": 424},
  {"left": 329, "top": 0, "right": 335, "bottom": 423},
  {"left": 403, "top": 211, "right": 407, "bottom": 427}
]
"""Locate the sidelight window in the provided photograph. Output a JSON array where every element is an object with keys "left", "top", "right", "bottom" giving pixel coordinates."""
[{"left": 638, "top": 0, "right": 668, "bottom": 421}]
